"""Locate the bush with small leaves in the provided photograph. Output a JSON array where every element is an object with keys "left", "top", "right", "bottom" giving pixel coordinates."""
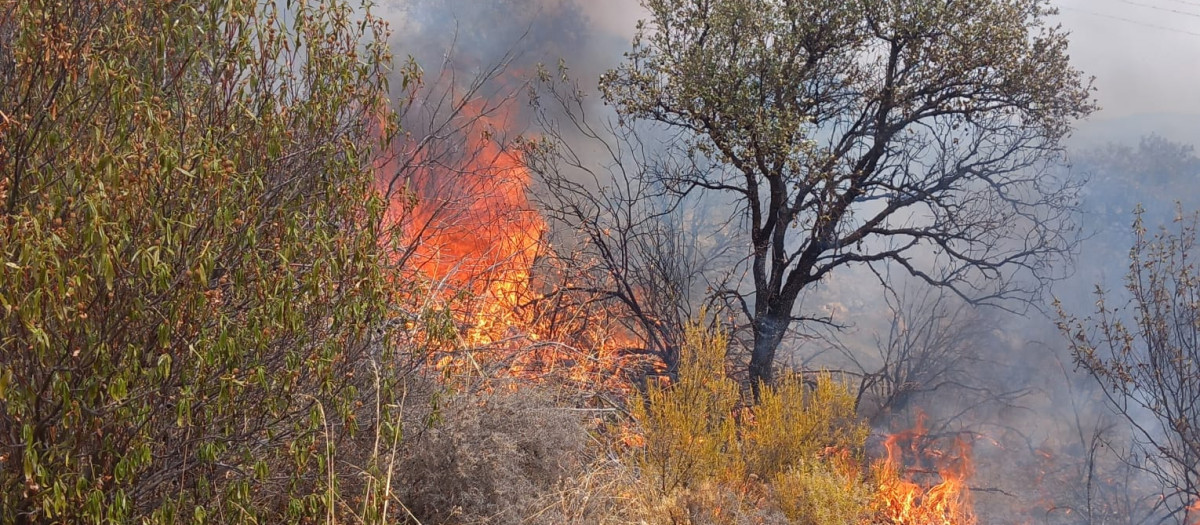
[{"left": 0, "top": 0, "right": 411, "bottom": 522}]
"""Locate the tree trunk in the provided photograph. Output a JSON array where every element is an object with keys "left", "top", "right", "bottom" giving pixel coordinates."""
[{"left": 748, "top": 313, "right": 788, "bottom": 399}]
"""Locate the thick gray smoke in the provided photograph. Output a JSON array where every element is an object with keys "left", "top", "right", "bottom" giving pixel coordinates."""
[
  {"left": 386, "top": 0, "right": 615, "bottom": 101},
  {"left": 1052, "top": 0, "right": 1200, "bottom": 119}
]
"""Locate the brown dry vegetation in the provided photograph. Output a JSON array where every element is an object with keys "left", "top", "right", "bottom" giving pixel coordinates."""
[{"left": 384, "top": 324, "right": 884, "bottom": 525}]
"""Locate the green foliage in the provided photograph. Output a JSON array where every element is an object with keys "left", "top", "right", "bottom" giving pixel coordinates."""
[
  {"left": 0, "top": 0, "right": 408, "bottom": 521},
  {"left": 604, "top": 0, "right": 1092, "bottom": 144},
  {"left": 627, "top": 321, "right": 872, "bottom": 523},
  {"left": 600, "top": 0, "right": 1097, "bottom": 386}
]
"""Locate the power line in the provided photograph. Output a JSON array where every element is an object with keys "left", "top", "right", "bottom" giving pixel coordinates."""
[
  {"left": 1059, "top": 5, "right": 1200, "bottom": 37},
  {"left": 1113, "top": 0, "right": 1200, "bottom": 19},
  {"left": 1160, "top": 0, "right": 1200, "bottom": 10}
]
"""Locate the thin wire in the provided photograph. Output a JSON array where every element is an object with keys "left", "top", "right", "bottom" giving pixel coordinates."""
[
  {"left": 1159, "top": 0, "right": 1200, "bottom": 9},
  {"left": 1059, "top": 6, "right": 1200, "bottom": 36},
  {"left": 1113, "top": 0, "right": 1200, "bottom": 19}
]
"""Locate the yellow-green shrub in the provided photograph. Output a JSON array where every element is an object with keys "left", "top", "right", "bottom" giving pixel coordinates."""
[
  {"left": 746, "top": 371, "right": 868, "bottom": 478},
  {"left": 772, "top": 460, "right": 872, "bottom": 524},
  {"left": 630, "top": 326, "right": 741, "bottom": 493},
  {"left": 626, "top": 321, "right": 873, "bottom": 522}
]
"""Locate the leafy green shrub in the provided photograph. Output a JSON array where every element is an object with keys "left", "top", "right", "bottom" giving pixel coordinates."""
[{"left": 0, "top": 0, "right": 409, "bottom": 521}]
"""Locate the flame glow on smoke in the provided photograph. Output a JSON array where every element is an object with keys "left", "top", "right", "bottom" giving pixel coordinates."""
[
  {"left": 378, "top": 92, "right": 544, "bottom": 345},
  {"left": 407, "top": 99, "right": 543, "bottom": 345}
]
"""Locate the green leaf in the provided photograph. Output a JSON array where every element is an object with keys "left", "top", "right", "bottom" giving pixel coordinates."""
[{"left": 154, "top": 353, "right": 172, "bottom": 380}]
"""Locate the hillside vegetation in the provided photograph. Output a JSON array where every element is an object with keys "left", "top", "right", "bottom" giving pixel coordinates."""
[{"left": 0, "top": 0, "right": 892, "bottom": 523}]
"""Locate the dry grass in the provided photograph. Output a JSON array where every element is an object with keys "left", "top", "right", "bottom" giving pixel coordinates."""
[{"left": 397, "top": 383, "right": 589, "bottom": 524}]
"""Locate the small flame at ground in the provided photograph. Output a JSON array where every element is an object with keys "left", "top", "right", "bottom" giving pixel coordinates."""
[{"left": 876, "top": 415, "right": 978, "bottom": 525}]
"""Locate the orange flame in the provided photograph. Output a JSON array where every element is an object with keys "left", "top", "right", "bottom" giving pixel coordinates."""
[
  {"left": 875, "top": 415, "right": 978, "bottom": 524},
  {"left": 373, "top": 82, "right": 650, "bottom": 395},
  {"left": 380, "top": 95, "right": 545, "bottom": 346}
]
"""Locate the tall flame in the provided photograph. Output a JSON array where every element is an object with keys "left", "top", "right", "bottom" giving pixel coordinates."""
[
  {"left": 380, "top": 94, "right": 545, "bottom": 346},
  {"left": 373, "top": 81, "right": 650, "bottom": 396}
]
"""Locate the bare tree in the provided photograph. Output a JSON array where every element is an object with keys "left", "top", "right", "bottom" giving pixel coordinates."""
[
  {"left": 1058, "top": 209, "right": 1200, "bottom": 523},
  {"left": 1039, "top": 385, "right": 1158, "bottom": 525},
  {"left": 838, "top": 284, "right": 1027, "bottom": 428},
  {"left": 524, "top": 71, "right": 740, "bottom": 374},
  {"left": 599, "top": 0, "right": 1097, "bottom": 388}
]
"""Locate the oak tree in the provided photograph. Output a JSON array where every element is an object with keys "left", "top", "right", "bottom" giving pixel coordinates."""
[{"left": 600, "top": 0, "right": 1096, "bottom": 387}]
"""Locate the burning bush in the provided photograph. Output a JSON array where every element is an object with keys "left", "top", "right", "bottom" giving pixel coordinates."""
[{"left": 873, "top": 416, "right": 978, "bottom": 525}]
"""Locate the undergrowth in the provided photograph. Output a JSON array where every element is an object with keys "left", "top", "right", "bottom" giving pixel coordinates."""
[{"left": 620, "top": 323, "right": 874, "bottom": 525}]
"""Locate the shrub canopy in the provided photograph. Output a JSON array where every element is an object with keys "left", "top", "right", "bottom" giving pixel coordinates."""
[{"left": 0, "top": 0, "right": 403, "bottom": 521}]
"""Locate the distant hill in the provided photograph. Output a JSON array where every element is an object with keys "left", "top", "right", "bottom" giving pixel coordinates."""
[{"left": 1070, "top": 112, "right": 1200, "bottom": 150}]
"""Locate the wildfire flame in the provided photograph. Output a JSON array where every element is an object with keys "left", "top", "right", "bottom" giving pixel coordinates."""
[
  {"left": 876, "top": 415, "right": 978, "bottom": 524},
  {"left": 373, "top": 79, "right": 650, "bottom": 395},
  {"left": 379, "top": 93, "right": 545, "bottom": 346}
]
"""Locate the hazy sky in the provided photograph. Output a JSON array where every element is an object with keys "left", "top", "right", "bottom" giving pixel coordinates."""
[
  {"left": 581, "top": 0, "right": 1200, "bottom": 121},
  {"left": 1054, "top": 0, "right": 1200, "bottom": 118}
]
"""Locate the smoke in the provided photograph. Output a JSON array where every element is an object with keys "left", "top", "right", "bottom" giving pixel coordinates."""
[
  {"left": 1052, "top": 0, "right": 1200, "bottom": 119},
  {"left": 386, "top": 0, "right": 620, "bottom": 99}
]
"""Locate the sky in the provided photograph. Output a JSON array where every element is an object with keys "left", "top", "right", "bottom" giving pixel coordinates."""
[
  {"left": 1052, "top": 0, "right": 1200, "bottom": 118},
  {"left": 581, "top": 0, "right": 1200, "bottom": 127}
]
